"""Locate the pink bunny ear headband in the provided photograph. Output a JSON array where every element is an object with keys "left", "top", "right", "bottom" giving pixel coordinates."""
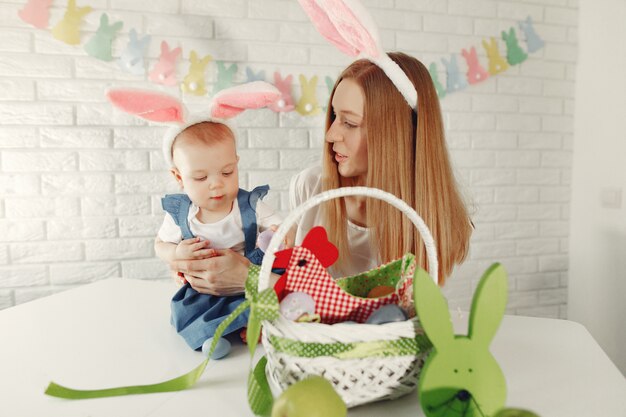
[
  {"left": 298, "top": 0, "right": 418, "bottom": 110},
  {"left": 106, "top": 81, "right": 280, "bottom": 167}
]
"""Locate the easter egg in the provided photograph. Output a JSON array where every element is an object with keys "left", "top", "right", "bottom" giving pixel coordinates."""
[
  {"left": 257, "top": 229, "right": 285, "bottom": 252},
  {"left": 365, "top": 304, "right": 407, "bottom": 324},
  {"left": 271, "top": 376, "right": 347, "bottom": 417},
  {"left": 367, "top": 285, "right": 395, "bottom": 298},
  {"left": 201, "top": 337, "right": 231, "bottom": 360},
  {"left": 280, "top": 292, "right": 315, "bottom": 321}
]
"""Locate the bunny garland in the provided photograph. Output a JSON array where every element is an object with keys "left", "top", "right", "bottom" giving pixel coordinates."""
[
  {"left": 26, "top": 0, "right": 544, "bottom": 110},
  {"left": 106, "top": 81, "right": 280, "bottom": 167}
]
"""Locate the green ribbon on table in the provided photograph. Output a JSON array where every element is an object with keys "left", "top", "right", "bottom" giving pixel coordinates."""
[{"left": 45, "top": 264, "right": 279, "bottom": 414}]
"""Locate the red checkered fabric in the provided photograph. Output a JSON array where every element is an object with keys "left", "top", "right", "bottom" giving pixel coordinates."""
[{"left": 283, "top": 246, "right": 412, "bottom": 324}]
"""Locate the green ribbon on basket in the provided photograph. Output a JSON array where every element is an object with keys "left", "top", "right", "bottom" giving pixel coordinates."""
[
  {"left": 45, "top": 264, "right": 279, "bottom": 416},
  {"left": 268, "top": 333, "right": 432, "bottom": 359},
  {"left": 245, "top": 265, "right": 280, "bottom": 416}
]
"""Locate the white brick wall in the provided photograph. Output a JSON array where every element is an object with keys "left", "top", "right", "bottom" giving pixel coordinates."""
[{"left": 0, "top": 0, "right": 577, "bottom": 320}]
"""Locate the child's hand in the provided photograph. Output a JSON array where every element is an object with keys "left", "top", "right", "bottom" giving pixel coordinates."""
[{"left": 175, "top": 237, "right": 214, "bottom": 260}]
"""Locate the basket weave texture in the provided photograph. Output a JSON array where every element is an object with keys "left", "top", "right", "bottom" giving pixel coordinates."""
[{"left": 258, "top": 187, "right": 438, "bottom": 407}]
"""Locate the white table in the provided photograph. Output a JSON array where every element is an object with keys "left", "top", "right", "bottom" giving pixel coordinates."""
[{"left": 1, "top": 278, "right": 624, "bottom": 417}]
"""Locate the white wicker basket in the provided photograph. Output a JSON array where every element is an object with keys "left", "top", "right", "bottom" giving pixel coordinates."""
[{"left": 258, "top": 187, "right": 438, "bottom": 408}]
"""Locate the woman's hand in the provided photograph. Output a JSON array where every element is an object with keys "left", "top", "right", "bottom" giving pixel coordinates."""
[{"left": 169, "top": 248, "right": 250, "bottom": 296}]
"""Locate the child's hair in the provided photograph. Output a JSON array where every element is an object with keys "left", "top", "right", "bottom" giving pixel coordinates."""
[
  {"left": 321, "top": 52, "right": 472, "bottom": 284},
  {"left": 170, "top": 121, "right": 236, "bottom": 166}
]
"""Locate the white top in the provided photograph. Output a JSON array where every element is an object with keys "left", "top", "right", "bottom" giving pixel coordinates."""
[
  {"left": 157, "top": 198, "right": 283, "bottom": 255},
  {"left": 289, "top": 165, "right": 379, "bottom": 277}
]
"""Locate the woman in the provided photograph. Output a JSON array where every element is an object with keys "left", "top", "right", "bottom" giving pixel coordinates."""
[{"left": 172, "top": 52, "right": 472, "bottom": 290}]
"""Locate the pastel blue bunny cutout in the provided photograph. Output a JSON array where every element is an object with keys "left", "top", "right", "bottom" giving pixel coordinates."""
[
  {"left": 118, "top": 28, "right": 151, "bottom": 75},
  {"left": 519, "top": 16, "right": 545, "bottom": 53},
  {"left": 442, "top": 54, "right": 468, "bottom": 93}
]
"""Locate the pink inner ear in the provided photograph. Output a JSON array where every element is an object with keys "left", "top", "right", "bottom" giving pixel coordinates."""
[
  {"left": 107, "top": 89, "right": 184, "bottom": 123},
  {"left": 211, "top": 104, "right": 244, "bottom": 119},
  {"left": 324, "top": 0, "right": 381, "bottom": 58},
  {"left": 297, "top": 0, "right": 359, "bottom": 56},
  {"left": 210, "top": 82, "right": 281, "bottom": 119}
]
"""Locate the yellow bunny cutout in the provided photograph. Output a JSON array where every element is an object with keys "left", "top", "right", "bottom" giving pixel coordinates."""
[
  {"left": 295, "top": 74, "right": 322, "bottom": 116},
  {"left": 51, "top": 0, "right": 92, "bottom": 45},
  {"left": 181, "top": 50, "right": 212, "bottom": 96},
  {"left": 482, "top": 37, "right": 509, "bottom": 76}
]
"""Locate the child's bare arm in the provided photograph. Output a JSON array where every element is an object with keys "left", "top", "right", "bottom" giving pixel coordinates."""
[{"left": 155, "top": 237, "right": 178, "bottom": 263}]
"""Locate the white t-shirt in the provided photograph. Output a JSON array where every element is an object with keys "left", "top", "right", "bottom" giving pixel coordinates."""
[
  {"left": 289, "top": 165, "right": 379, "bottom": 277},
  {"left": 158, "top": 198, "right": 283, "bottom": 255}
]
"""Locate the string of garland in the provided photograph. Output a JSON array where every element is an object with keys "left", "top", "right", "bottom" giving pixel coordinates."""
[{"left": 18, "top": 0, "right": 544, "bottom": 112}]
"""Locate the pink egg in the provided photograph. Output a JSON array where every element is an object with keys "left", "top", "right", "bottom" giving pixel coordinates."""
[{"left": 280, "top": 292, "right": 316, "bottom": 321}]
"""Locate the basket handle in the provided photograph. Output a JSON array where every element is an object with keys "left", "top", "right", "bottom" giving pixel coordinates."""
[{"left": 258, "top": 186, "right": 438, "bottom": 290}]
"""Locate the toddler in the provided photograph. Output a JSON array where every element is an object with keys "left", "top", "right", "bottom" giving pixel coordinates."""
[
  {"left": 156, "top": 120, "right": 283, "bottom": 350},
  {"left": 106, "top": 81, "right": 285, "bottom": 351}
]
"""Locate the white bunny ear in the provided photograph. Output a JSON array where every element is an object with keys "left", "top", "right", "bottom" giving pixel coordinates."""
[
  {"left": 298, "top": 0, "right": 418, "bottom": 109},
  {"left": 210, "top": 81, "right": 280, "bottom": 119},
  {"left": 106, "top": 89, "right": 185, "bottom": 123}
]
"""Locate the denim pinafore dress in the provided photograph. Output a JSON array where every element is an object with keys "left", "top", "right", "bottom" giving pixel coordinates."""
[{"left": 164, "top": 185, "right": 268, "bottom": 350}]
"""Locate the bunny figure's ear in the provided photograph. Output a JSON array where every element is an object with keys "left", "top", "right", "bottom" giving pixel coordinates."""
[
  {"left": 106, "top": 89, "right": 184, "bottom": 123},
  {"left": 298, "top": 0, "right": 382, "bottom": 58},
  {"left": 468, "top": 263, "right": 508, "bottom": 348},
  {"left": 210, "top": 81, "right": 280, "bottom": 119},
  {"left": 413, "top": 268, "right": 454, "bottom": 348}
]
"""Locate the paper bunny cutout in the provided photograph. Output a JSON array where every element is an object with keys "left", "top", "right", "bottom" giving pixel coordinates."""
[
  {"left": 246, "top": 67, "right": 266, "bottom": 82},
  {"left": 51, "top": 0, "right": 92, "bottom": 45},
  {"left": 519, "top": 16, "right": 545, "bottom": 54},
  {"left": 502, "top": 27, "right": 528, "bottom": 66},
  {"left": 18, "top": 0, "right": 52, "bottom": 29},
  {"left": 268, "top": 72, "right": 295, "bottom": 112},
  {"left": 213, "top": 61, "right": 237, "bottom": 94},
  {"left": 324, "top": 75, "right": 335, "bottom": 95},
  {"left": 182, "top": 50, "right": 212, "bottom": 96},
  {"left": 461, "top": 46, "right": 490, "bottom": 85},
  {"left": 118, "top": 29, "right": 151, "bottom": 75},
  {"left": 296, "top": 74, "right": 323, "bottom": 116},
  {"left": 106, "top": 81, "right": 280, "bottom": 166},
  {"left": 442, "top": 54, "right": 467, "bottom": 94},
  {"left": 482, "top": 37, "right": 510, "bottom": 75},
  {"left": 297, "top": 0, "right": 417, "bottom": 109},
  {"left": 428, "top": 62, "right": 446, "bottom": 98},
  {"left": 149, "top": 41, "right": 182, "bottom": 86},
  {"left": 84, "top": 13, "right": 123, "bottom": 61},
  {"left": 414, "top": 263, "right": 508, "bottom": 417}
]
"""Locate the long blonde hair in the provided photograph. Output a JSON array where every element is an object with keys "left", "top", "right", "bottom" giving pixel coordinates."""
[{"left": 322, "top": 52, "right": 471, "bottom": 284}]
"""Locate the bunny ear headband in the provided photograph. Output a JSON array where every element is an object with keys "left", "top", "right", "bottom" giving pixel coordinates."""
[
  {"left": 298, "top": 0, "right": 418, "bottom": 110},
  {"left": 106, "top": 81, "right": 280, "bottom": 167}
]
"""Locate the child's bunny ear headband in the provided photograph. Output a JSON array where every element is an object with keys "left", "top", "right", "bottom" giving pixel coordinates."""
[
  {"left": 106, "top": 81, "right": 280, "bottom": 167},
  {"left": 298, "top": 0, "right": 418, "bottom": 110}
]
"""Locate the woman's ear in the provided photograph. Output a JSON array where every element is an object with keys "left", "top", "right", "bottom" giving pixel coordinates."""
[{"left": 170, "top": 168, "right": 183, "bottom": 189}]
